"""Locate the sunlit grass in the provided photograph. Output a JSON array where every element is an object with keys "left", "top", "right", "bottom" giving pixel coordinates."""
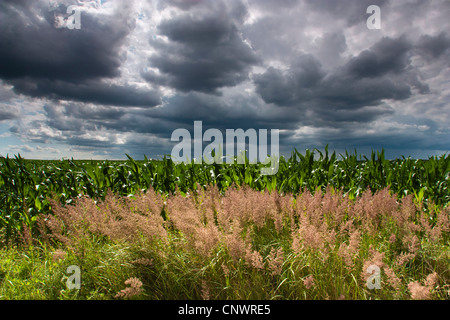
[{"left": 0, "top": 184, "right": 447, "bottom": 300}]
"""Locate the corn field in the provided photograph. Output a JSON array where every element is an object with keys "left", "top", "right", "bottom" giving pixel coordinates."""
[{"left": 0, "top": 147, "right": 449, "bottom": 243}]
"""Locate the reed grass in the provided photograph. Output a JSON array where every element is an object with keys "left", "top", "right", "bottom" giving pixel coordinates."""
[{"left": 1, "top": 184, "right": 448, "bottom": 300}]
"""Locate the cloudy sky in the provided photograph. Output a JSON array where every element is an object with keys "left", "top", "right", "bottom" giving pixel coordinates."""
[{"left": 0, "top": 0, "right": 449, "bottom": 160}]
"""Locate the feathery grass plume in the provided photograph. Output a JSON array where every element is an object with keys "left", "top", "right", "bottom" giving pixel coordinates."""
[
  {"left": 128, "top": 187, "right": 165, "bottom": 217},
  {"left": 372, "top": 187, "right": 398, "bottom": 218},
  {"left": 403, "top": 234, "right": 420, "bottom": 254},
  {"left": 267, "top": 247, "right": 284, "bottom": 276},
  {"left": 418, "top": 206, "right": 438, "bottom": 241},
  {"left": 389, "top": 233, "right": 396, "bottom": 243},
  {"left": 426, "top": 205, "right": 450, "bottom": 242},
  {"left": 395, "top": 194, "right": 417, "bottom": 227},
  {"left": 408, "top": 281, "right": 431, "bottom": 300},
  {"left": 245, "top": 246, "right": 264, "bottom": 270},
  {"left": 263, "top": 190, "right": 283, "bottom": 232},
  {"left": 220, "top": 185, "right": 251, "bottom": 227},
  {"left": 437, "top": 206, "right": 450, "bottom": 233},
  {"left": 265, "top": 189, "right": 295, "bottom": 232},
  {"left": 361, "top": 247, "right": 385, "bottom": 284},
  {"left": 166, "top": 188, "right": 199, "bottom": 235},
  {"left": 425, "top": 272, "right": 438, "bottom": 288},
  {"left": 224, "top": 185, "right": 272, "bottom": 229},
  {"left": 43, "top": 197, "right": 90, "bottom": 248},
  {"left": 292, "top": 222, "right": 324, "bottom": 253},
  {"left": 223, "top": 221, "right": 247, "bottom": 263},
  {"left": 103, "top": 189, "right": 167, "bottom": 241},
  {"left": 337, "top": 229, "right": 361, "bottom": 268},
  {"left": 395, "top": 251, "right": 415, "bottom": 267},
  {"left": 428, "top": 224, "right": 442, "bottom": 242},
  {"left": 303, "top": 275, "right": 315, "bottom": 289},
  {"left": 383, "top": 266, "right": 402, "bottom": 291},
  {"left": 221, "top": 264, "right": 230, "bottom": 277},
  {"left": 405, "top": 221, "right": 421, "bottom": 234},
  {"left": 114, "top": 193, "right": 165, "bottom": 242},
  {"left": 321, "top": 186, "right": 348, "bottom": 228},
  {"left": 407, "top": 273, "right": 437, "bottom": 301},
  {"left": 119, "top": 191, "right": 168, "bottom": 243},
  {"left": 351, "top": 188, "right": 399, "bottom": 235},
  {"left": 115, "top": 277, "right": 143, "bottom": 299},
  {"left": 51, "top": 249, "right": 67, "bottom": 262},
  {"left": 321, "top": 186, "right": 339, "bottom": 216},
  {"left": 219, "top": 184, "right": 293, "bottom": 237},
  {"left": 295, "top": 189, "right": 324, "bottom": 228},
  {"left": 19, "top": 222, "right": 33, "bottom": 249},
  {"left": 201, "top": 280, "right": 211, "bottom": 300},
  {"left": 43, "top": 191, "right": 168, "bottom": 251},
  {"left": 166, "top": 187, "right": 220, "bottom": 257},
  {"left": 193, "top": 222, "right": 221, "bottom": 257},
  {"left": 274, "top": 190, "right": 296, "bottom": 230},
  {"left": 292, "top": 213, "right": 334, "bottom": 259},
  {"left": 117, "top": 189, "right": 167, "bottom": 241},
  {"left": 131, "top": 258, "right": 153, "bottom": 266},
  {"left": 339, "top": 219, "right": 356, "bottom": 235},
  {"left": 247, "top": 188, "right": 272, "bottom": 228}
]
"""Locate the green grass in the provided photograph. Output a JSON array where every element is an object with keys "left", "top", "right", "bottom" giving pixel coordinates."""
[
  {"left": 0, "top": 147, "right": 449, "bottom": 299},
  {"left": 0, "top": 219, "right": 447, "bottom": 300},
  {"left": 0, "top": 240, "right": 138, "bottom": 299},
  {"left": 1, "top": 147, "right": 449, "bottom": 243},
  {"left": 0, "top": 183, "right": 448, "bottom": 300}
]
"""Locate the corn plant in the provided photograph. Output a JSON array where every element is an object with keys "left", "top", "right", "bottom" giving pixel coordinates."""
[{"left": 0, "top": 147, "right": 449, "bottom": 243}]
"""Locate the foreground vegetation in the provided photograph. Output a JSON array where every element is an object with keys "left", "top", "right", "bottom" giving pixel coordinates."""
[
  {"left": 0, "top": 148, "right": 449, "bottom": 299},
  {"left": 0, "top": 185, "right": 449, "bottom": 299},
  {"left": 1, "top": 148, "right": 449, "bottom": 243}
]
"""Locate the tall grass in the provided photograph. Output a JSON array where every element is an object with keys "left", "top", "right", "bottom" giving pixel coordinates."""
[
  {"left": 1, "top": 184, "right": 447, "bottom": 300},
  {"left": 0, "top": 148, "right": 448, "bottom": 299},
  {"left": 1, "top": 148, "right": 449, "bottom": 243}
]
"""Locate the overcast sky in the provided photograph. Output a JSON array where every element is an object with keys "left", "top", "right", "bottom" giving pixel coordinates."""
[{"left": 0, "top": 0, "right": 449, "bottom": 160}]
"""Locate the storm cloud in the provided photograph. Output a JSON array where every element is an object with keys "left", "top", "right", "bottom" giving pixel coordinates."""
[
  {"left": 0, "top": 0, "right": 160, "bottom": 108},
  {"left": 143, "top": 2, "right": 259, "bottom": 94},
  {"left": 253, "top": 36, "right": 425, "bottom": 124},
  {"left": 0, "top": 0, "right": 449, "bottom": 160}
]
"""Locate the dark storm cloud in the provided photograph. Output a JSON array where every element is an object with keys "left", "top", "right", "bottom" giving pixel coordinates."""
[
  {"left": 43, "top": 103, "right": 126, "bottom": 131},
  {"left": 1, "top": 0, "right": 449, "bottom": 160},
  {"left": 35, "top": 90, "right": 296, "bottom": 147},
  {"left": 145, "top": 92, "right": 299, "bottom": 132},
  {"left": 143, "top": 3, "right": 259, "bottom": 94},
  {"left": 415, "top": 32, "right": 450, "bottom": 64},
  {"left": 39, "top": 100, "right": 169, "bottom": 139},
  {"left": 0, "top": 0, "right": 161, "bottom": 107},
  {"left": 0, "top": 1, "right": 129, "bottom": 81},
  {"left": 254, "top": 54, "right": 326, "bottom": 107},
  {"left": 345, "top": 36, "right": 412, "bottom": 78},
  {"left": 10, "top": 79, "right": 161, "bottom": 107},
  {"left": 254, "top": 36, "right": 429, "bottom": 123}
]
